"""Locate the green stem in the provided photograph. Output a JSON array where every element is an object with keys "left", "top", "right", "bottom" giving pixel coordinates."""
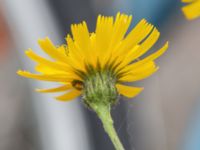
[{"left": 90, "top": 103, "right": 125, "bottom": 150}]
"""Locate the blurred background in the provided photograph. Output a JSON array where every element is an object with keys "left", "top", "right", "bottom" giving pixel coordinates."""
[{"left": 0, "top": 0, "right": 200, "bottom": 150}]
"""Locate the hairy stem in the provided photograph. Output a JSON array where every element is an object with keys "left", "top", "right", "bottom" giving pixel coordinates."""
[{"left": 90, "top": 103, "right": 125, "bottom": 150}]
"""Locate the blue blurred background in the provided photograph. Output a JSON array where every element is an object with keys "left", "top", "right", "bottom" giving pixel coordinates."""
[{"left": 0, "top": 0, "right": 200, "bottom": 150}]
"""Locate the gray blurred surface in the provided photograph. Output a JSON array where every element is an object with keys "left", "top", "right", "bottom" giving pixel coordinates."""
[
  {"left": 160, "top": 13, "right": 200, "bottom": 150},
  {"left": 127, "top": 12, "right": 200, "bottom": 150},
  {"left": 2, "top": 0, "right": 92, "bottom": 150},
  {"left": 0, "top": 49, "right": 33, "bottom": 150}
]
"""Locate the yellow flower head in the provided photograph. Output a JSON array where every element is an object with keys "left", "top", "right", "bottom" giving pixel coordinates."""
[
  {"left": 18, "top": 13, "right": 168, "bottom": 103},
  {"left": 182, "top": 0, "right": 200, "bottom": 20}
]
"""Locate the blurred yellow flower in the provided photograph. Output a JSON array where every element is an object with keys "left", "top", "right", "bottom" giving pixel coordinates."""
[
  {"left": 18, "top": 13, "right": 168, "bottom": 101},
  {"left": 182, "top": 0, "right": 200, "bottom": 20}
]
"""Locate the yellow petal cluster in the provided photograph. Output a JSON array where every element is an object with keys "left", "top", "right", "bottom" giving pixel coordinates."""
[
  {"left": 182, "top": 0, "right": 200, "bottom": 20},
  {"left": 18, "top": 13, "right": 168, "bottom": 101}
]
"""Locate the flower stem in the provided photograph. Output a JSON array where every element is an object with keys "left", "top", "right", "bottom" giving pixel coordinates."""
[{"left": 90, "top": 103, "right": 125, "bottom": 150}]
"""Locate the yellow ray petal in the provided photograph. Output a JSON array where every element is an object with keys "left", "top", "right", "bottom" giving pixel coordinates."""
[
  {"left": 182, "top": 0, "right": 200, "bottom": 20},
  {"left": 25, "top": 49, "right": 70, "bottom": 71},
  {"left": 55, "top": 89, "right": 82, "bottom": 101},
  {"left": 17, "top": 70, "right": 73, "bottom": 82},
  {"left": 35, "top": 64, "right": 82, "bottom": 81},
  {"left": 38, "top": 37, "right": 68, "bottom": 62},
  {"left": 182, "top": 0, "right": 196, "bottom": 2},
  {"left": 35, "top": 64, "right": 66, "bottom": 74},
  {"left": 108, "top": 13, "right": 132, "bottom": 51},
  {"left": 119, "top": 67, "right": 158, "bottom": 82},
  {"left": 57, "top": 45, "right": 68, "bottom": 55},
  {"left": 133, "top": 42, "right": 168, "bottom": 67},
  {"left": 137, "top": 28, "right": 160, "bottom": 58},
  {"left": 70, "top": 22, "right": 93, "bottom": 65},
  {"left": 36, "top": 83, "right": 72, "bottom": 93},
  {"left": 116, "top": 84, "right": 143, "bottom": 98},
  {"left": 120, "top": 61, "right": 156, "bottom": 75},
  {"left": 101, "top": 13, "right": 132, "bottom": 66},
  {"left": 115, "top": 45, "right": 140, "bottom": 70},
  {"left": 95, "top": 15, "right": 114, "bottom": 55},
  {"left": 119, "top": 42, "right": 168, "bottom": 73},
  {"left": 66, "top": 34, "right": 83, "bottom": 60},
  {"left": 89, "top": 33, "right": 98, "bottom": 66},
  {"left": 65, "top": 35, "right": 86, "bottom": 71},
  {"left": 71, "top": 22, "right": 90, "bottom": 53},
  {"left": 119, "top": 19, "right": 154, "bottom": 53}
]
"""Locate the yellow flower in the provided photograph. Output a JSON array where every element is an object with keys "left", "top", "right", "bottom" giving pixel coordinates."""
[
  {"left": 17, "top": 13, "right": 168, "bottom": 102},
  {"left": 18, "top": 13, "right": 168, "bottom": 149},
  {"left": 182, "top": 0, "right": 200, "bottom": 20}
]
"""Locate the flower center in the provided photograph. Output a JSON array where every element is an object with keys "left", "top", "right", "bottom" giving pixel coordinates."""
[{"left": 82, "top": 71, "right": 119, "bottom": 108}]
